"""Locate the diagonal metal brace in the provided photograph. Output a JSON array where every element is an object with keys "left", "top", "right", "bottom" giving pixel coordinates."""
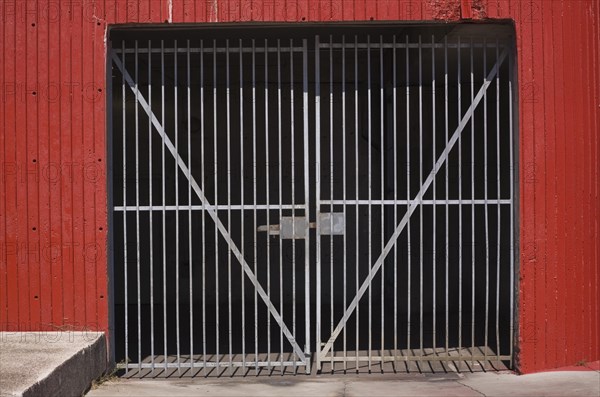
[
  {"left": 318, "top": 47, "right": 508, "bottom": 359},
  {"left": 112, "top": 52, "right": 307, "bottom": 363}
]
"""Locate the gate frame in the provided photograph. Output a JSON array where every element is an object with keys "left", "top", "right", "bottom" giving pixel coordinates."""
[{"left": 105, "top": 23, "right": 521, "bottom": 374}]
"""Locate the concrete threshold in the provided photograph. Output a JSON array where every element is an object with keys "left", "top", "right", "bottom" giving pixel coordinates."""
[{"left": 0, "top": 332, "right": 106, "bottom": 397}]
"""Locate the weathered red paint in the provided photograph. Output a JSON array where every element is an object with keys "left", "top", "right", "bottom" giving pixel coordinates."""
[{"left": 0, "top": 0, "right": 598, "bottom": 374}]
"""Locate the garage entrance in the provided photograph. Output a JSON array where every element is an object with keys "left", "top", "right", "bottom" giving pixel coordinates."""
[{"left": 108, "top": 24, "right": 517, "bottom": 377}]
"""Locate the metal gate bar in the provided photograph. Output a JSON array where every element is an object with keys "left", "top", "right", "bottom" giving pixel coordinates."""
[
  {"left": 315, "top": 34, "right": 513, "bottom": 371},
  {"left": 112, "top": 39, "right": 311, "bottom": 374}
]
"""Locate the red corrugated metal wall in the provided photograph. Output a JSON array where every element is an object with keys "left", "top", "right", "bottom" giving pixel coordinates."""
[{"left": 0, "top": 0, "right": 598, "bottom": 374}]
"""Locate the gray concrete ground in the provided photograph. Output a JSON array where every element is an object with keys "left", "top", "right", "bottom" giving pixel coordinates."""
[
  {"left": 0, "top": 332, "right": 106, "bottom": 397},
  {"left": 88, "top": 370, "right": 600, "bottom": 396}
]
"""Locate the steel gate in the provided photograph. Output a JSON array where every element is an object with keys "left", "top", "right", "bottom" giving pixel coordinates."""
[
  {"left": 312, "top": 33, "right": 515, "bottom": 372},
  {"left": 109, "top": 25, "right": 516, "bottom": 376}
]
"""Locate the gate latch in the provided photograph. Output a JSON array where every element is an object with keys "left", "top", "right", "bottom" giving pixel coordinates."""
[
  {"left": 257, "top": 213, "right": 345, "bottom": 239},
  {"left": 258, "top": 217, "right": 311, "bottom": 239},
  {"left": 318, "top": 212, "right": 345, "bottom": 235}
]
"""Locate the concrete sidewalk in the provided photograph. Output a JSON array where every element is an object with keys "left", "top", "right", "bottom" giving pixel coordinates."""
[
  {"left": 0, "top": 332, "right": 106, "bottom": 397},
  {"left": 88, "top": 369, "right": 600, "bottom": 396}
]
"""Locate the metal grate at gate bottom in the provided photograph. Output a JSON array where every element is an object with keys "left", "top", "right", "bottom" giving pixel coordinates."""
[{"left": 119, "top": 346, "right": 508, "bottom": 378}]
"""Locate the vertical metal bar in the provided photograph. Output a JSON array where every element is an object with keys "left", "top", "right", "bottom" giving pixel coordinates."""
[
  {"left": 431, "top": 35, "right": 437, "bottom": 356},
  {"left": 470, "top": 37, "right": 475, "bottom": 363},
  {"left": 431, "top": 35, "right": 437, "bottom": 357},
  {"left": 226, "top": 39, "right": 233, "bottom": 374},
  {"left": 315, "top": 35, "right": 321, "bottom": 372},
  {"left": 444, "top": 36, "right": 449, "bottom": 358},
  {"left": 264, "top": 38, "right": 271, "bottom": 371},
  {"left": 329, "top": 35, "right": 334, "bottom": 371},
  {"left": 252, "top": 39, "right": 259, "bottom": 373},
  {"left": 392, "top": 34, "right": 398, "bottom": 367},
  {"left": 342, "top": 34, "right": 348, "bottom": 373},
  {"left": 495, "top": 39, "right": 502, "bottom": 363},
  {"left": 161, "top": 40, "right": 168, "bottom": 373},
  {"left": 239, "top": 39, "right": 246, "bottom": 372},
  {"left": 121, "top": 41, "right": 128, "bottom": 374},
  {"left": 483, "top": 38, "right": 490, "bottom": 366},
  {"left": 418, "top": 35, "right": 423, "bottom": 360},
  {"left": 302, "top": 38, "right": 311, "bottom": 375},
  {"left": 200, "top": 40, "right": 207, "bottom": 374},
  {"left": 187, "top": 40, "right": 194, "bottom": 372},
  {"left": 276, "top": 39, "right": 284, "bottom": 375},
  {"left": 457, "top": 35, "right": 463, "bottom": 367},
  {"left": 213, "top": 39, "right": 220, "bottom": 371},
  {"left": 148, "top": 40, "right": 155, "bottom": 373},
  {"left": 405, "top": 34, "right": 411, "bottom": 357},
  {"left": 289, "top": 39, "right": 296, "bottom": 375},
  {"left": 354, "top": 35, "right": 360, "bottom": 373},
  {"left": 379, "top": 35, "right": 385, "bottom": 365},
  {"left": 174, "top": 39, "right": 181, "bottom": 373},
  {"left": 135, "top": 40, "right": 142, "bottom": 373},
  {"left": 508, "top": 42, "right": 515, "bottom": 368},
  {"left": 367, "top": 34, "right": 372, "bottom": 372}
]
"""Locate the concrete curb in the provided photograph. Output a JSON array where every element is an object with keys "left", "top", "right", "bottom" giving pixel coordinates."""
[{"left": 0, "top": 332, "right": 107, "bottom": 397}]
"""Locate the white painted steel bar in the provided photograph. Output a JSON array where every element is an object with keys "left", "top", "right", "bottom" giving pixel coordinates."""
[
  {"left": 273, "top": 200, "right": 510, "bottom": 207},
  {"left": 483, "top": 38, "right": 490, "bottom": 366},
  {"left": 239, "top": 40, "right": 246, "bottom": 372},
  {"left": 329, "top": 35, "right": 334, "bottom": 372},
  {"left": 115, "top": 46, "right": 305, "bottom": 54},
  {"left": 470, "top": 38, "right": 476, "bottom": 364},
  {"left": 114, "top": 201, "right": 507, "bottom": 212},
  {"left": 113, "top": 43, "right": 507, "bottom": 55},
  {"left": 120, "top": 360, "right": 307, "bottom": 369},
  {"left": 252, "top": 39, "right": 259, "bottom": 373},
  {"left": 134, "top": 40, "right": 142, "bottom": 373},
  {"left": 367, "top": 35, "right": 373, "bottom": 372},
  {"left": 318, "top": 47, "right": 507, "bottom": 357},
  {"left": 121, "top": 42, "right": 129, "bottom": 375},
  {"left": 444, "top": 36, "right": 450, "bottom": 355},
  {"left": 418, "top": 35, "right": 424, "bottom": 360},
  {"left": 289, "top": 39, "right": 297, "bottom": 375},
  {"left": 302, "top": 39, "right": 311, "bottom": 374},
  {"left": 315, "top": 35, "right": 322, "bottom": 371},
  {"left": 342, "top": 34, "right": 348, "bottom": 373},
  {"left": 213, "top": 40, "right": 220, "bottom": 370},
  {"left": 444, "top": 36, "right": 450, "bottom": 358},
  {"left": 405, "top": 35, "right": 412, "bottom": 357},
  {"left": 148, "top": 40, "right": 155, "bottom": 373},
  {"left": 509, "top": 43, "right": 515, "bottom": 368},
  {"left": 160, "top": 40, "right": 168, "bottom": 373},
  {"left": 114, "top": 204, "right": 308, "bottom": 211},
  {"left": 318, "top": 43, "right": 505, "bottom": 49},
  {"left": 354, "top": 35, "right": 360, "bottom": 373},
  {"left": 431, "top": 35, "right": 437, "bottom": 356},
  {"left": 379, "top": 36, "right": 385, "bottom": 365},
  {"left": 264, "top": 39, "right": 272, "bottom": 370},
  {"left": 226, "top": 39, "right": 233, "bottom": 375},
  {"left": 495, "top": 39, "right": 502, "bottom": 363},
  {"left": 276, "top": 39, "right": 284, "bottom": 375},
  {"left": 200, "top": 40, "right": 207, "bottom": 374},
  {"left": 392, "top": 34, "right": 398, "bottom": 368},
  {"left": 186, "top": 40, "right": 194, "bottom": 372},
  {"left": 173, "top": 39, "right": 181, "bottom": 373},
  {"left": 457, "top": 36, "right": 463, "bottom": 368},
  {"left": 112, "top": 51, "right": 309, "bottom": 363}
]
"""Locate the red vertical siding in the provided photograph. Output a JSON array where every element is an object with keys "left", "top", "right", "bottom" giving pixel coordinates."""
[{"left": 0, "top": 0, "right": 597, "bottom": 373}]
